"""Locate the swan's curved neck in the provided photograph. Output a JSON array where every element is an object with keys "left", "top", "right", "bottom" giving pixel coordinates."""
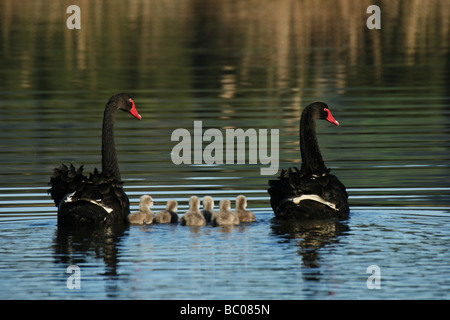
[
  {"left": 102, "top": 103, "right": 121, "bottom": 180},
  {"left": 299, "top": 109, "right": 328, "bottom": 176}
]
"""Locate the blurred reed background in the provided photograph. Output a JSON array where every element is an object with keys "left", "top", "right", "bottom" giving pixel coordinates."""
[{"left": 1, "top": 0, "right": 448, "bottom": 94}]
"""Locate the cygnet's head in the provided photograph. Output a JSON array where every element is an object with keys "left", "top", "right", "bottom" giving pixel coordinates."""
[
  {"left": 220, "top": 199, "right": 231, "bottom": 211},
  {"left": 202, "top": 196, "right": 214, "bottom": 210},
  {"left": 166, "top": 199, "right": 178, "bottom": 212},
  {"left": 140, "top": 195, "right": 153, "bottom": 208},
  {"left": 236, "top": 195, "right": 247, "bottom": 209},
  {"left": 189, "top": 196, "right": 200, "bottom": 210}
]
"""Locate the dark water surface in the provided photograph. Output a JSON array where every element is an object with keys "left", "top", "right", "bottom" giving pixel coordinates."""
[{"left": 0, "top": 0, "right": 449, "bottom": 299}]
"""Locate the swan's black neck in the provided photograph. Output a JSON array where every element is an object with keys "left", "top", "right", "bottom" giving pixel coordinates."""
[
  {"left": 299, "top": 107, "right": 328, "bottom": 176},
  {"left": 101, "top": 102, "right": 121, "bottom": 181}
]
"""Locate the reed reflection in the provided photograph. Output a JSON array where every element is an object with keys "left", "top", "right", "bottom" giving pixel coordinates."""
[{"left": 1, "top": 0, "right": 448, "bottom": 95}]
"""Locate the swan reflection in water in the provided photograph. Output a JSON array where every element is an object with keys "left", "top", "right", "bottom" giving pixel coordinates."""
[
  {"left": 53, "top": 223, "right": 129, "bottom": 277},
  {"left": 271, "top": 218, "right": 350, "bottom": 282}
]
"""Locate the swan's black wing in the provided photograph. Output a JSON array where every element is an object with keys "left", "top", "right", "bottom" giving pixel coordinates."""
[
  {"left": 48, "top": 164, "right": 87, "bottom": 207},
  {"left": 268, "top": 167, "right": 349, "bottom": 220},
  {"left": 48, "top": 164, "right": 130, "bottom": 226}
]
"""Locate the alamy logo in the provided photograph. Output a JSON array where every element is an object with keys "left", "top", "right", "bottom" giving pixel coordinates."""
[
  {"left": 66, "top": 265, "right": 81, "bottom": 289},
  {"left": 366, "top": 5, "right": 381, "bottom": 29},
  {"left": 66, "top": 5, "right": 81, "bottom": 30},
  {"left": 171, "top": 121, "right": 279, "bottom": 175},
  {"left": 366, "top": 265, "right": 381, "bottom": 289}
]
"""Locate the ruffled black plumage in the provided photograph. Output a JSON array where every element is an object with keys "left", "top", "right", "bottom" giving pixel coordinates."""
[
  {"left": 268, "top": 167, "right": 349, "bottom": 220},
  {"left": 48, "top": 164, "right": 130, "bottom": 226}
]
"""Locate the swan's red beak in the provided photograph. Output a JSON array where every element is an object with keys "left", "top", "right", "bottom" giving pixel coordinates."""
[
  {"left": 129, "top": 99, "right": 142, "bottom": 120},
  {"left": 325, "top": 108, "right": 339, "bottom": 126}
]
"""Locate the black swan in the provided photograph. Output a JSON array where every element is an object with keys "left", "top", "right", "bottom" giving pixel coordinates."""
[
  {"left": 48, "top": 93, "right": 142, "bottom": 226},
  {"left": 211, "top": 199, "right": 240, "bottom": 226},
  {"left": 268, "top": 102, "right": 349, "bottom": 220},
  {"left": 234, "top": 195, "right": 256, "bottom": 222},
  {"left": 180, "top": 196, "right": 206, "bottom": 226},
  {"left": 154, "top": 199, "right": 179, "bottom": 224},
  {"left": 128, "top": 195, "right": 154, "bottom": 225}
]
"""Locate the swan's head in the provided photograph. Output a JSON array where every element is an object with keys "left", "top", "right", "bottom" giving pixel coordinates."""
[
  {"left": 110, "top": 93, "right": 142, "bottom": 120},
  {"left": 189, "top": 196, "right": 200, "bottom": 210},
  {"left": 202, "top": 196, "right": 214, "bottom": 210},
  {"left": 236, "top": 195, "right": 247, "bottom": 209},
  {"left": 220, "top": 199, "right": 231, "bottom": 211},
  {"left": 309, "top": 102, "right": 339, "bottom": 126}
]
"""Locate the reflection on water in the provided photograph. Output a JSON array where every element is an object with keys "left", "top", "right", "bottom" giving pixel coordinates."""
[
  {"left": 271, "top": 219, "right": 350, "bottom": 281},
  {"left": 0, "top": 0, "right": 449, "bottom": 299},
  {"left": 54, "top": 223, "right": 129, "bottom": 276}
]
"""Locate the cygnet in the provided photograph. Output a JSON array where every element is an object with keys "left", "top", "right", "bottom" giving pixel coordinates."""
[
  {"left": 211, "top": 199, "right": 239, "bottom": 226},
  {"left": 128, "top": 195, "right": 154, "bottom": 225},
  {"left": 180, "top": 196, "right": 206, "bottom": 226},
  {"left": 154, "top": 199, "right": 179, "bottom": 223},
  {"left": 234, "top": 195, "right": 256, "bottom": 222}
]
